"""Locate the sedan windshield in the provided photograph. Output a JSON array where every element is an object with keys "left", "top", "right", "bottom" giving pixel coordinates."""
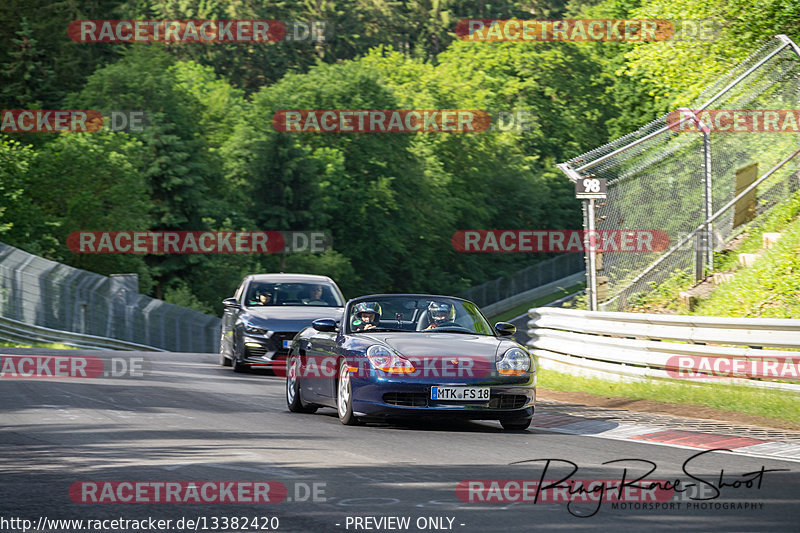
[
  {"left": 245, "top": 282, "right": 343, "bottom": 307},
  {"left": 347, "top": 296, "right": 494, "bottom": 335}
]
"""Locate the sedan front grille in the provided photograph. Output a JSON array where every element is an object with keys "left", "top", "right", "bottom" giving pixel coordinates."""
[
  {"left": 383, "top": 392, "right": 428, "bottom": 407},
  {"left": 273, "top": 331, "right": 298, "bottom": 353},
  {"left": 244, "top": 345, "right": 267, "bottom": 358}
]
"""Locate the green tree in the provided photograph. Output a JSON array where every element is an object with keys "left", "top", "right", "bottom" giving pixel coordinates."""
[
  {"left": 0, "top": 137, "right": 44, "bottom": 247},
  {"left": 25, "top": 131, "right": 154, "bottom": 289}
]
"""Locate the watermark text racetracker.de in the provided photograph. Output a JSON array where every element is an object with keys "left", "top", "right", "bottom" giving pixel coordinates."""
[
  {"left": 67, "top": 231, "right": 332, "bottom": 254},
  {"left": 69, "top": 480, "right": 325, "bottom": 504},
  {"left": 452, "top": 230, "right": 670, "bottom": 253},
  {"left": 667, "top": 355, "right": 800, "bottom": 380},
  {"left": 69, "top": 19, "right": 328, "bottom": 43},
  {"left": 272, "top": 109, "right": 536, "bottom": 133},
  {"left": 456, "top": 18, "right": 722, "bottom": 42},
  {"left": 280, "top": 354, "right": 497, "bottom": 379},
  {"left": 0, "top": 354, "right": 146, "bottom": 379},
  {"left": 668, "top": 108, "right": 800, "bottom": 133},
  {"left": 0, "top": 110, "right": 147, "bottom": 133}
]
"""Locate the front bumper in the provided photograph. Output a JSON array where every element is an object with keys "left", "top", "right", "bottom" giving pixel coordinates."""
[
  {"left": 351, "top": 378, "right": 536, "bottom": 420},
  {"left": 241, "top": 331, "right": 297, "bottom": 367}
]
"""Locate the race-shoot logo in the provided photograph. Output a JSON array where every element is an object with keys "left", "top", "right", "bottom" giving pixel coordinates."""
[
  {"left": 66, "top": 231, "right": 331, "bottom": 254},
  {"left": 452, "top": 230, "right": 670, "bottom": 253}
]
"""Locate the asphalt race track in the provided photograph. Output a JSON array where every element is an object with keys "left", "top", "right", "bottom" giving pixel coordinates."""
[{"left": 2, "top": 348, "right": 799, "bottom": 532}]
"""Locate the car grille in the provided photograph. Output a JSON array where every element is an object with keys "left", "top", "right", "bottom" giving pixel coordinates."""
[
  {"left": 273, "top": 332, "right": 298, "bottom": 354},
  {"left": 383, "top": 392, "right": 428, "bottom": 407},
  {"left": 489, "top": 394, "right": 528, "bottom": 409},
  {"left": 244, "top": 345, "right": 267, "bottom": 358}
]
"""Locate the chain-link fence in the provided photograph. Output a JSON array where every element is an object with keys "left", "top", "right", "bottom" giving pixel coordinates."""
[
  {"left": 0, "top": 242, "right": 220, "bottom": 352},
  {"left": 558, "top": 35, "right": 800, "bottom": 311},
  {"left": 459, "top": 253, "right": 584, "bottom": 308}
]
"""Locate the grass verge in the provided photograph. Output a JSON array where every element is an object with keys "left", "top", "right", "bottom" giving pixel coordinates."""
[
  {"left": 488, "top": 283, "right": 585, "bottom": 323},
  {"left": 692, "top": 211, "right": 800, "bottom": 317},
  {"left": 627, "top": 191, "right": 800, "bottom": 314},
  {"left": 0, "top": 341, "right": 78, "bottom": 349},
  {"left": 539, "top": 369, "right": 800, "bottom": 423}
]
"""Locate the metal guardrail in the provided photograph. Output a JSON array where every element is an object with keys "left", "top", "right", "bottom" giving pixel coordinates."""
[
  {"left": 0, "top": 241, "right": 221, "bottom": 352},
  {"left": 0, "top": 315, "right": 165, "bottom": 351},
  {"left": 460, "top": 253, "right": 584, "bottom": 309},
  {"left": 480, "top": 271, "right": 585, "bottom": 318},
  {"left": 527, "top": 307, "right": 800, "bottom": 391}
]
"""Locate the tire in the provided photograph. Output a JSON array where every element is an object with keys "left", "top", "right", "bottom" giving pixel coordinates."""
[
  {"left": 286, "top": 355, "right": 317, "bottom": 413},
  {"left": 500, "top": 416, "right": 532, "bottom": 431},
  {"left": 337, "top": 359, "right": 359, "bottom": 425}
]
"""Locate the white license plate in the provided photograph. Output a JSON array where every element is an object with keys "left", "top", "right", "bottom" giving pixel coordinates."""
[
  {"left": 282, "top": 340, "right": 292, "bottom": 349},
  {"left": 431, "top": 386, "right": 490, "bottom": 401}
]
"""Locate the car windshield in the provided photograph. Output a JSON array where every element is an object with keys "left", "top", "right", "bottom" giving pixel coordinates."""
[
  {"left": 347, "top": 296, "right": 494, "bottom": 335},
  {"left": 245, "top": 282, "right": 343, "bottom": 307}
]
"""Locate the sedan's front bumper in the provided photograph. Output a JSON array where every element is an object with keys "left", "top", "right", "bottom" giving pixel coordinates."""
[{"left": 241, "top": 331, "right": 298, "bottom": 368}]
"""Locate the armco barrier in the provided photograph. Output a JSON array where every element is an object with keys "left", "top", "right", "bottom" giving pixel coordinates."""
[
  {"left": 0, "top": 241, "right": 221, "bottom": 352},
  {"left": 0, "top": 314, "right": 164, "bottom": 351},
  {"left": 527, "top": 307, "right": 800, "bottom": 391}
]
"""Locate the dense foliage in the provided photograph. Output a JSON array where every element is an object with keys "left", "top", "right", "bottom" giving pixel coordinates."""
[{"left": 1, "top": 0, "right": 796, "bottom": 313}]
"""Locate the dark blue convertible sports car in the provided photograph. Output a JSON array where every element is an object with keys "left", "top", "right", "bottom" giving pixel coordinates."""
[{"left": 286, "top": 294, "right": 535, "bottom": 430}]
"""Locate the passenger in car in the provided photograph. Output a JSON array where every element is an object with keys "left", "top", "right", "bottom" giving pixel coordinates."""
[
  {"left": 303, "top": 284, "right": 326, "bottom": 305},
  {"left": 424, "top": 302, "right": 455, "bottom": 330}
]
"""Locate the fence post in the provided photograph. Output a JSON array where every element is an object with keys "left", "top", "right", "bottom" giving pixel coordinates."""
[{"left": 703, "top": 130, "right": 714, "bottom": 275}]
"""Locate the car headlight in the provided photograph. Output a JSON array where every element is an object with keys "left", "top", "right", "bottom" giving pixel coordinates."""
[
  {"left": 366, "top": 345, "right": 415, "bottom": 373},
  {"left": 496, "top": 347, "right": 531, "bottom": 375},
  {"left": 244, "top": 322, "right": 269, "bottom": 335}
]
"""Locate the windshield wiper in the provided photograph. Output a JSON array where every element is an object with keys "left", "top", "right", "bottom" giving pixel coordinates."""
[{"left": 361, "top": 328, "right": 408, "bottom": 333}]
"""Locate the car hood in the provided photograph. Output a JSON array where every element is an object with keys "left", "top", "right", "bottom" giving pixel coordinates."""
[
  {"left": 358, "top": 332, "right": 514, "bottom": 359},
  {"left": 244, "top": 306, "right": 342, "bottom": 330}
]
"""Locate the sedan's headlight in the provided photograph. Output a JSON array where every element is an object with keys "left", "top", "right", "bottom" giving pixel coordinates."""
[
  {"left": 496, "top": 347, "right": 531, "bottom": 375},
  {"left": 244, "top": 322, "right": 270, "bottom": 335},
  {"left": 366, "top": 345, "right": 415, "bottom": 373}
]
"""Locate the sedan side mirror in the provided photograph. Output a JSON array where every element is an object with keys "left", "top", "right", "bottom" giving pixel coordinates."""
[
  {"left": 222, "top": 297, "right": 240, "bottom": 309},
  {"left": 312, "top": 318, "right": 338, "bottom": 332},
  {"left": 494, "top": 322, "right": 516, "bottom": 336}
]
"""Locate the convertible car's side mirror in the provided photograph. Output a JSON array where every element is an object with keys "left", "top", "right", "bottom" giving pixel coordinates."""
[
  {"left": 494, "top": 322, "right": 516, "bottom": 336},
  {"left": 222, "top": 297, "right": 240, "bottom": 309},
  {"left": 312, "top": 318, "right": 338, "bottom": 332}
]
